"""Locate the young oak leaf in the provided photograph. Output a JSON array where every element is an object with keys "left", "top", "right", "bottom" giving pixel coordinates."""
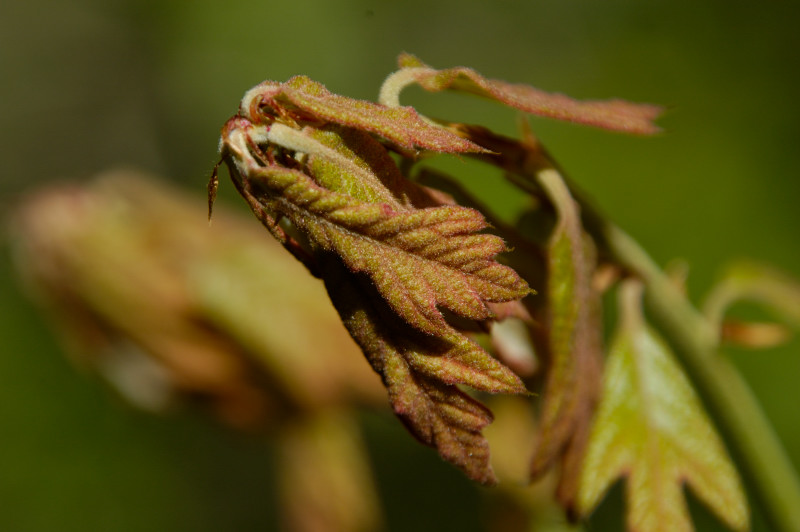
[
  {"left": 217, "top": 76, "right": 532, "bottom": 483},
  {"left": 221, "top": 122, "right": 530, "bottom": 336},
  {"left": 381, "top": 53, "right": 663, "bottom": 135},
  {"left": 239, "top": 76, "right": 487, "bottom": 153},
  {"left": 529, "top": 167, "right": 602, "bottom": 508},
  {"left": 577, "top": 279, "right": 749, "bottom": 532},
  {"left": 322, "top": 257, "right": 527, "bottom": 485}
]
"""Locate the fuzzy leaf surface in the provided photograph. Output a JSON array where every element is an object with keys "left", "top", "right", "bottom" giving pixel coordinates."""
[
  {"left": 242, "top": 76, "right": 487, "bottom": 152},
  {"left": 237, "top": 160, "right": 530, "bottom": 336},
  {"left": 577, "top": 280, "right": 748, "bottom": 532},
  {"left": 529, "top": 168, "right": 602, "bottom": 508},
  {"left": 393, "top": 54, "right": 663, "bottom": 135},
  {"left": 301, "top": 125, "right": 462, "bottom": 210},
  {"left": 323, "top": 260, "right": 527, "bottom": 484}
]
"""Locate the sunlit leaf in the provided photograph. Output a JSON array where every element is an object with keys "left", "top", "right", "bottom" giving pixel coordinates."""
[
  {"left": 577, "top": 279, "right": 749, "bottom": 532},
  {"left": 217, "top": 75, "right": 536, "bottom": 484},
  {"left": 383, "top": 54, "right": 663, "bottom": 135},
  {"left": 220, "top": 122, "right": 531, "bottom": 336},
  {"left": 239, "top": 75, "right": 487, "bottom": 153}
]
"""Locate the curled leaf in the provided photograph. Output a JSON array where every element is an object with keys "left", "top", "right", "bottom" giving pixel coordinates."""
[
  {"left": 323, "top": 259, "right": 527, "bottom": 485},
  {"left": 221, "top": 120, "right": 531, "bottom": 336},
  {"left": 240, "top": 75, "right": 487, "bottom": 153},
  {"left": 528, "top": 168, "right": 602, "bottom": 508},
  {"left": 380, "top": 53, "right": 663, "bottom": 135},
  {"left": 218, "top": 72, "right": 535, "bottom": 484},
  {"left": 418, "top": 123, "right": 603, "bottom": 499},
  {"left": 577, "top": 280, "right": 749, "bottom": 532}
]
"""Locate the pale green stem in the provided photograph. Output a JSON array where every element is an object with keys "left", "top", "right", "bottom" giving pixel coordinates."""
[
  {"left": 378, "top": 67, "right": 431, "bottom": 107},
  {"left": 589, "top": 215, "right": 800, "bottom": 532}
]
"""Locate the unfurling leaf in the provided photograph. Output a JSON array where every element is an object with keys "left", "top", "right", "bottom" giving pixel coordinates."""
[
  {"left": 529, "top": 167, "right": 602, "bottom": 509},
  {"left": 323, "top": 260, "right": 527, "bottom": 485},
  {"left": 417, "top": 123, "right": 603, "bottom": 498},
  {"left": 226, "top": 159, "right": 528, "bottom": 336},
  {"left": 218, "top": 77, "right": 533, "bottom": 483},
  {"left": 381, "top": 54, "right": 663, "bottom": 135},
  {"left": 239, "top": 75, "right": 487, "bottom": 153},
  {"left": 577, "top": 279, "right": 749, "bottom": 532}
]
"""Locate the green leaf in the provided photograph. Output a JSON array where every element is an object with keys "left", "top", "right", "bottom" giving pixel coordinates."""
[
  {"left": 239, "top": 76, "right": 487, "bottom": 153},
  {"left": 301, "top": 124, "right": 468, "bottom": 210},
  {"left": 529, "top": 168, "right": 602, "bottom": 507},
  {"left": 218, "top": 77, "right": 534, "bottom": 484},
  {"left": 322, "top": 259, "right": 527, "bottom": 485},
  {"left": 221, "top": 124, "right": 531, "bottom": 336},
  {"left": 577, "top": 279, "right": 749, "bottom": 532},
  {"left": 382, "top": 54, "right": 663, "bottom": 135}
]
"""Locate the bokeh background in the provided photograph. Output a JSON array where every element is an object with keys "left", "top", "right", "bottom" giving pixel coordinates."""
[{"left": 2, "top": 1, "right": 800, "bottom": 530}]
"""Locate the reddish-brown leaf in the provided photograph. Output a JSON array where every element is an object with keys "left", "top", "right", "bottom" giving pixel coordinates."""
[
  {"left": 448, "top": 124, "right": 602, "bottom": 500},
  {"left": 323, "top": 261, "right": 526, "bottom": 484},
  {"left": 217, "top": 76, "right": 536, "bottom": 484},
  {"left": 239, "top": 76, "right": 487, "bottom": 153},
  {"left": 221, "top": 121, "right": 531, "bottom": 336},
  {"left": 387, "top": 54, "right": 662, "bottom": 135}
]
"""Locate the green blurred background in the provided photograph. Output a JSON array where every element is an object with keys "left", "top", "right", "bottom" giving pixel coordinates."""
[{"left": 2, "top": 1, "right": 799, "bottom": 530}]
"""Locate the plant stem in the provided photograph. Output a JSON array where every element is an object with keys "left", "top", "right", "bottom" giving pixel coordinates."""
[
  {"left": 459, "top": 123, "right": 800, "bottom": 529},
  {"left": 589, "top": 214, "right": 800, "bottom": 532}
]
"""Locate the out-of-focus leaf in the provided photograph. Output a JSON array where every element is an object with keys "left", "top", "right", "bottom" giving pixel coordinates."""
[
  {"left": 10, "top": 170, "right": 384, "bottom": 425},
  {"left": 485, "top": 396, "right": 585, "bottom": 532},
  {"left": 323, "top": 259, "right": 527, "bottom": 485},
  {"left": 220, "top": 123, "right": 531, "bottom": 337},
  {"left": 529, "top": 167, "right": 602, "bottom": 508},
  {"left": 703, "top": 259, "right": 800, "bottom": 334},
  {"left": 191, "top": 241, "right": 383, "bottom": 411},
  {"left": 277, "top": 410, "right": 381, "bottom": 532},
  {"left": 577, "top": 279, "right": 749, "bottom": 532},
  {"left": 382, "top": 54, "right": 662, "bottom": 135},
  {"left": 239, "top": 75, "right": 487, "bottom": 153},
  {"left": 718, "top": 320, "right": 792, "bottom": 349},
  {"left": 489, "top": 318, "right": 539, "bottom": 378}
]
